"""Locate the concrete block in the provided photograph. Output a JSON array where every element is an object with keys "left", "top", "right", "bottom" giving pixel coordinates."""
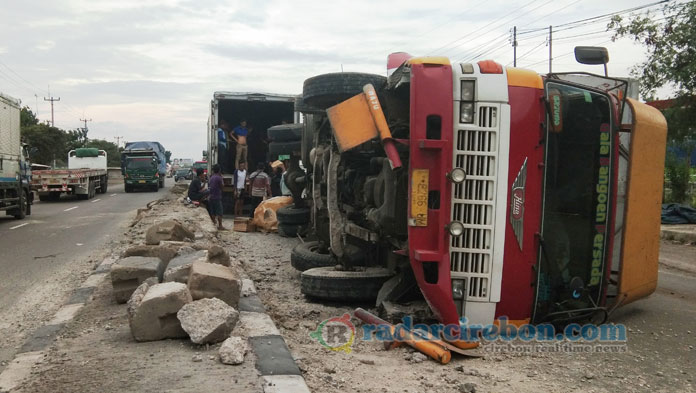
[
  {"left": 145, "top": 219, "right": 195, "bottom": 245},
  {"left": 187, "top": 261, "right": 241, "bottom": 307},
  {"left": 177, "top": 298, "right": 239, "bottom": 344},
  {"left": 127, "top": 281, "right": 192, "bottom": 342},
  {"left": 111, "top": 256, "right": 161, "bottom": 303},
  {"left": 219, "top": 336, "right": 248, "bottom": 365},
  {"left": 159, "top": 250, "right": 208, "bottom": 283},
  {"left": 123, "top": 244, "right": 180, "bottom": 264},
  {"left": 207, "top": 245, "right": 231, "bottom": 266}
]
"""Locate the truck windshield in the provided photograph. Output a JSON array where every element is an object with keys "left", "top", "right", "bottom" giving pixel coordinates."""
[
  {"left": 127, "top": 158, "right": 156, "bottom": 170},
  {"left": 534, "top": 82, "right": 613, "bottom": 322}
]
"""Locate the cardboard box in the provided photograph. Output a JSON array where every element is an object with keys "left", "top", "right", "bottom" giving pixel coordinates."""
[{"left": 233, "top": 217, "right": 256, "bottom": 232}]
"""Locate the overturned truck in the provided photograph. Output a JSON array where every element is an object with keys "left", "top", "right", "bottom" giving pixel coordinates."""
[{"left": 288, "top": 47, "right": 667, "bottom": 328}]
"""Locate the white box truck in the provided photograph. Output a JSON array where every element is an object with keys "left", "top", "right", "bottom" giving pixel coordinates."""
[{"left": 0, "top": 92, "right": 32, "bottom": 219}]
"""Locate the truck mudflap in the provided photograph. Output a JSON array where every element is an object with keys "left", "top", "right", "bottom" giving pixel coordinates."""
[{"left": 407, "top": 60, "right": 460, "bottom": 326}]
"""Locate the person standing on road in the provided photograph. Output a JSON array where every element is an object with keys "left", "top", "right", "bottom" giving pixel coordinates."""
[
  {"left": 233, "top": 162, "right": 248, "bottom": 216},
  {"left": 231, "top": 119, "right": 249, "bottom": 170},
  {"left": 208, "top": 164, "right": 226, "bottom": 230},
  {"left": 247, "top": 162, "right": 271, "bottom": 218}
]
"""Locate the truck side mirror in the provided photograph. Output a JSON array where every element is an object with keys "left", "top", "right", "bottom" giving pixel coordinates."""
[{"left": 574, "top": 46, "right": 609, "bottom": 76}]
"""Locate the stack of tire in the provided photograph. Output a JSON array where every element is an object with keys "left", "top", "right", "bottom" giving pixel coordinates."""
[
  {"left": 267, "top": 123, "right": 302, "bottom": 160},
  {"left": 276, "top": 204, "right": 310, "bottom": 238}
]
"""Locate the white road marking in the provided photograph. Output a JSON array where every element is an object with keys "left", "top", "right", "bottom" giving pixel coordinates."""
[
  {"left": 110, "top": 193, "right": 117, "bottom": 197},
  {"left": 64, "top": 206, "right": 78, "bottom": 212},
  {"left": 10, "top": 223, "right": 29, "bottom": 230},
  {"left": 91, "top": 198, "right": 101, "bottom": 203}
]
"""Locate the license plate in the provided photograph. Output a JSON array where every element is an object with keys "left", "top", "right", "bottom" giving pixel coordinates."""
[
  {"left": 139, "top": 180, "right": 146, "bottom": 184},
  {"left": 410, "top": 169, "right": 429, "bottom": 227}
]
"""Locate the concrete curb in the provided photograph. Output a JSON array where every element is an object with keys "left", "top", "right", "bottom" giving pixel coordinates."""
[
  {"left": 661, "top": 225, "right": 696, "bottom": 245},
  {"left": 239, "top": 280, "right": 311, "bottom": 393},
  {"left": 0, "top": 257, "right": 114, "bottom": 392}
]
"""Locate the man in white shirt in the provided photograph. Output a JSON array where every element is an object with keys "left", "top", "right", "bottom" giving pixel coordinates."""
[{"left": 233, "top": 162, "right": 247, "bottom": 216}]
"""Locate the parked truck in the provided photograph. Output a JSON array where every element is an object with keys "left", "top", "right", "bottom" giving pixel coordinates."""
[
  {"left": 289, "top": 47, "right": 667, "bottom": 332},
  {"left": 207, "top": 92, "right": 299, "bottom": 212},
  {"left": 121, "top": 148, "right": 161, "bottom": 192},
  {"left": 0, "top": 92, "right": 33, "bottom": 219},
  {"left": 32, "top": 148, "right": 109, "bottom": 201},
  {"left": 122, "top": 141, "right": 167, "bottom": 188}
]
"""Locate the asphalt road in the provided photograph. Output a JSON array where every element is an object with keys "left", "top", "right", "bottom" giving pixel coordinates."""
[{"left": 0, "top": 178, "right": 173, "bottom": 369}]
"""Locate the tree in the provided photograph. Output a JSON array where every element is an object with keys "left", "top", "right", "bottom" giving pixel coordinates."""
[
  {"left": 20, "top": 106, "right": 38, "bottom": 127},
  {"left": 165, "top": 150, "right": 172, "bottom": 164},
  {"left": 84, "top": 139, "right": 122, "bottom": 167},
  {"left": 609, "top": 2, "right": 696, "bottom": 204},
  {"left": 21, "top": 124, "right": 69, "bottom": 166}
]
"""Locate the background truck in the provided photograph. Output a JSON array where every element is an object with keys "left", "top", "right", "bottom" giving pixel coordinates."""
[
  {"left": 122, "top": 141, "right": 167, "bottom": 188},
  {"left": 121, "top": 148, "right": 161, "bottom": 192},
  {"left": 32, "top": 148, "right": 108, "bottom": 201},
  {"left": 207, "top": 92, "right": 299, "bottom": 213},
  {"left": 0, "top": 92, "right": 33, "bottom": 219},
  {"left": 291, "top": 47, "right": 667, "bottom": 330}
]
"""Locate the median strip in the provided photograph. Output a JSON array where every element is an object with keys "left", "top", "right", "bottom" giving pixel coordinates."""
[{"left": 64, "top": 206, "right": 78, "bottom": 212}]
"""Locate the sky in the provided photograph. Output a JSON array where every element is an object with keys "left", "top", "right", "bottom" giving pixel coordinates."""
[{"left": 0, "top": 0, "right": 682, "bottom": 161}]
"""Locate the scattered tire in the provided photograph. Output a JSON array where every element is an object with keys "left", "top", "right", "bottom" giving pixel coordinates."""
[
  {"left": 294, "top": 96, "right": 324, "bottom": 114},
  {"left": 291, "top": 241, "right": 335, "bottom": 271},
  {"left": 302, "top": 72, "right": 388, "bottom": 110},
  {"left": 276, "top": 205, "right": 310, "bottom": 225},
  {"left": 301, "top": 267, "right": 394, "bottom": 302},
  {"left": 268, "top": 141, "right": 302, "bottom": 157},
  {"left": 277, "top": 222, "right": 308, "bottom": 238},
  {"left": 268, "top": 123, "right": 303, "bottom": 142}
]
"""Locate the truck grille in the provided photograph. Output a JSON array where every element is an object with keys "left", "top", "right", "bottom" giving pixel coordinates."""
[{"left": 450, "top": 105, "right": 500, "bottom": 300}]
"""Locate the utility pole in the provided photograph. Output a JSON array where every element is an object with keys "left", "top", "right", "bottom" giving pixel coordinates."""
[
  {"left": 80, "top": 117, "right": 92, "bottom": 132},
  {"left": 512, "top": 26, "right": 518, "bottom": 67},
  {"left": 114, "top": 136, "right": 124, "bottom": 148},
  {"left": 43, "top": 95, "right": 60, "bottom": 127},
  {"left": 548, "top": 25, "right": 553, "bottom": 73}
]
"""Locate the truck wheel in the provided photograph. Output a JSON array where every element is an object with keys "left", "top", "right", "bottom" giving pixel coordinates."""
[
  {"left": 38, "top": 194, "right": 49, "bottom": 202},
  {"left": 125, "top": 184, "right": 132, "bottom": 193},
  {"left": 153, "top": 183, "right": 159, "bottom": 192},
  {"left": 268, "top": 124, "right": 303, "bottom": 142},
  {"left": 48, "top": 192, "right": 61, "bottom": 201},
  {"left": 291, "top": 241, "right": 335, "bottom": 271},
  {"left": 303, "top": 72, "right": 388, "bottom": 110},
  {"left": 268, "top": 141, "right": 302, "bottom": 157},
  {"left": 301, "top": 267, "right": 394, "bottom": 302},
  {"left": 295, "top": 96, "right": 324, "bottom": 114},
  {"left": 98, "top": 176, "right": 108, "bottom": 194},
  {"left": 277, "top": 205, "right": 310, "bottom": 225},
  {"left": 159, "top": 178, "right": 164, "bottom": 188},
  {"left": 13, "top": 190, "right": 27, "bottom": 219}
]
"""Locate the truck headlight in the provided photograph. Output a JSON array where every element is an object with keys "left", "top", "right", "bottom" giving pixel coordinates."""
[
  {"left": 461, "top": 80, "right": 475, "bottom": 101},
  {"left": 452, "top": 279, "right": 465, "bottom": 299},
  {"left": 446, "top": 221, "right": 464, "bottom": 236},
  {"left": 460, "top": 102, "right": 474, "bottom": 124},
  {"left": 447, "top": 168, "right": 466, "bottom": 184}
]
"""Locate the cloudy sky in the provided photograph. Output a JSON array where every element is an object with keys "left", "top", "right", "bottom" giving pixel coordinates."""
[{"left": 0, "top": 0, "right": 680, "bottom": 160}]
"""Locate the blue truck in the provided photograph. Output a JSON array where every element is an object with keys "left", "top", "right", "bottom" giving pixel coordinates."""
[{"left": 121, "top": 141, "right": 167, "bottom": 189}]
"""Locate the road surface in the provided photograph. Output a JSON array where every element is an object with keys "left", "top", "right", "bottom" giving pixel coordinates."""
[{"left": 0, "top": 178, "right": 174, "bottom": 371}]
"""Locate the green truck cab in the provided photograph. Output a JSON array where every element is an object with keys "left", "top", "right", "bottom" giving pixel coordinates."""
[{"left": 121, "top": 149, "right": 160, "bottom": 193}]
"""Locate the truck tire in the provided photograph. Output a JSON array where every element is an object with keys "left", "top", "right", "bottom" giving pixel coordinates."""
[
  {"left": 38, "top": 194, "right": 49, "bottom": 202},
  {"left": 125, "top": 184, "right": 132, "bottom": 193},
  {"left": 268, "top": 141, "right": 302, "bottom": 157},
  {"left": 303, "top": 72, "right": 387, "bottom": 110},
  {"left": 295, "top": 96, "right": 324, "bottom": 114},
  {"left": 98, "top": 176, "right": 108, "bottom": 194},
  {"left": 268, "top": 124, "right": 302, "bottom": 142},
  {"left": 277, "top": 222, "right": 308, "bottom": 237},
  {"left": 300, "top": 267, "right": 394, "bottom": 302},
  {"left": 276, "top": 205, "right": 310, "bottom": 225},
  {"left": 13, "top": 190, "right": 27, "bottom": 219},
  {"left": 49, "top": 192, "right": 61, "bottom": 201},
  {"left": 291, "top": 241, "right": 335, "bottom": 271}
]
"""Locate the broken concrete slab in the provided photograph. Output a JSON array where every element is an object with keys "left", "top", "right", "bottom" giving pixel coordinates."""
[
  {"left": 207, "top": 245, "right": 231, "bottom": 266},
  {"left": 187, "top": 261, "right": 241, "bottom": 307},
  {"left": 127, "top": 281, "right": 192, "bottom": 342},
  {"left": 159, "top": 250, "right": 208, "bottom": 283},
  {"left": 122, "top": 243, "right": 180, "bottom": 265},
  {"left": 145, "top": 219, "right": 195, "bottom": 245},
  {"left": 219, "top": 336, "right": 248, "bottom": 365},
  {"left": 111, "top": 257, "right": 161, "bottom": 303},
  {"left": 177, "top": 298, "right": 239, "bottom": 344}
]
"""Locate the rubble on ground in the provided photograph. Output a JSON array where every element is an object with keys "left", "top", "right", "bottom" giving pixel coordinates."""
[
  {"left": 160, "top": 250, "right": 208, "bottom": 283},
  {"left": 218, "top": 336, "right": 248, "bottom": 365},
  {"left": 110, "top": 256, "right": 162, "bottom": 303},
  {"left": 145, "top": 219, "right": 196, "bottom": 245},
  {"left": 127, "top": 281, "right": 192, "bottom": 342},
  {"left": 187, "top": 261, "right": 242, "bottom": 307},
  {"left": 177, "top": 298, "right": 239, "bottom": 344}
]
